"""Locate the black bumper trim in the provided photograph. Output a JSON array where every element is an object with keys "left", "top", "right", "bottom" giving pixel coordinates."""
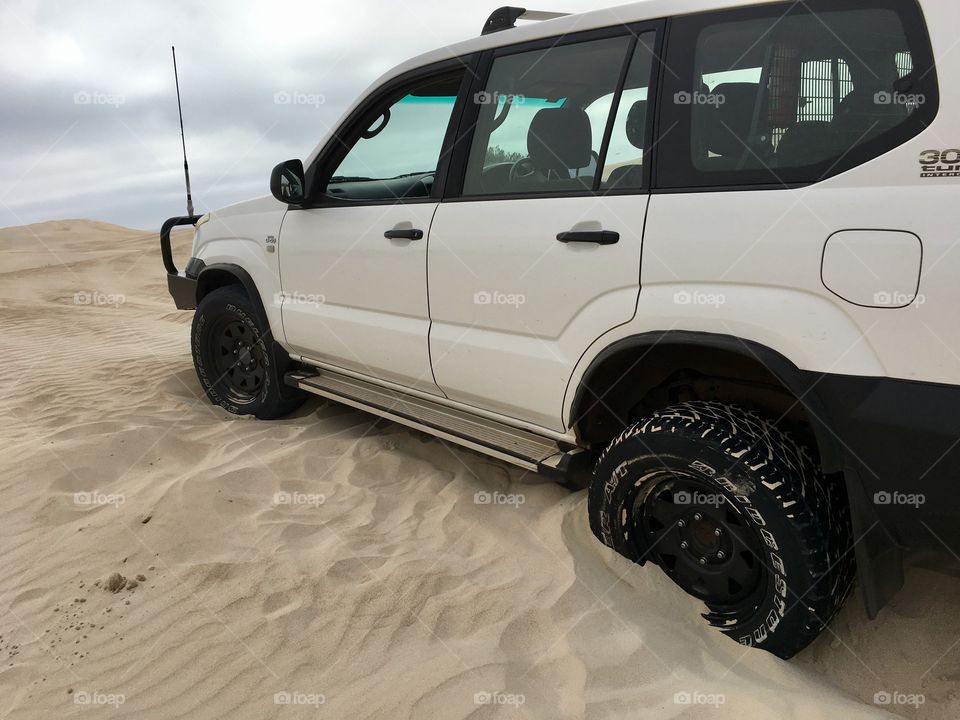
[
  {"left": 161, "top": 215, "right": 203, "bottom": 309},
  {"left": 184, "top": 256, "right": 205, "bottom": 279},
  {"left": 167, "top": 273, "right": 197, "bottom": 310},
  {"left": 160, "top": 215, "right": 201, "bottom": 274}
]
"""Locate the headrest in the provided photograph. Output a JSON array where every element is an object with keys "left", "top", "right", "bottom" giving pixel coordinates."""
[
  {"left": 775, "top": 121, "right": 834, "bottom": 167},
  {"left": 527, "top": 107, "right": 592, "bottom": 172},
  {"left": 626, "top": 100, "right": 647, "bottom": 149},
  {"left": 704, "top": 83, "right": 761, "bottom": 157},
  {"left": 835, "top": 87, "right": 909, "bottom": 128}
]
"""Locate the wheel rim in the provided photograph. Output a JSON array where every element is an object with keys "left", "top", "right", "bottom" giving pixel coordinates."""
[
  {"left": 636, "top": 474, "right": 765, "bottom": 607},
  {"left": 209, "top": 317, "right": 265, "bottom": 403}
]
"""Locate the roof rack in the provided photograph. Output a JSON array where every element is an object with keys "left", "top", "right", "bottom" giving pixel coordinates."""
[{"left": 481, "top": 6, "right": 570, "bottom": 35}]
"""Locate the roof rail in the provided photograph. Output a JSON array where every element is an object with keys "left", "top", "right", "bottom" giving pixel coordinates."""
[{"left": 481, "top": 6, "right": 570, "bottom": 35}]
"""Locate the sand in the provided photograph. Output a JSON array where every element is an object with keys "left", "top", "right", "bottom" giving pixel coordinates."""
[{"left": 0, "top": 219, "right": 957, "bottom": 718}]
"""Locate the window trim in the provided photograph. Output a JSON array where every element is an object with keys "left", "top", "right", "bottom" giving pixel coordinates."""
[
  {"left": 653, "top": 0, "right": 940, "bottom": 192},
  {"left": 443, "top": 20, "right": 666, "bottom": 203},
  {"left": 298, "top": 56, "right": 479, "bottom": 209},
  {"left": 595, "top": 34, "right": 641, "bottom": 191}
]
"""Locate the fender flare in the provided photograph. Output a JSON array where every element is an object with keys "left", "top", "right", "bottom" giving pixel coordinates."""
[
  {"left": 195, "top": 262, "right": 271, "bottom": 335},
  {"left": 569, "top": 330, "right": 843, "bottom": 469}
]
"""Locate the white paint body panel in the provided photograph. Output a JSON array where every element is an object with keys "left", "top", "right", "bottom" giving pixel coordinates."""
[
  {"left": 191, "top": 195, "right": 286, "bottom": 335},
  {"left": 564, "top": 185, "right": 960, "bottom": 427},
  {"left": 277, "top": 205, "right": 442, "bottom": 395},
  {"left": 428, "top": 196, "right": 648, "bottom": 431}
]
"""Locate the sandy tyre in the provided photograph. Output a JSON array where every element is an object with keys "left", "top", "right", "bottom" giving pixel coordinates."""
[
  {"left": 192, "top": 286, "right": 305, "bottom": 419},
  {"left": 588, "top": 401, "right": 854, "bottom": 659}
]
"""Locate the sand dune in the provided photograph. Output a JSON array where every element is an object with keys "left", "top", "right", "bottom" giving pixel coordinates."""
[{"left": 0, "top": 220, "right": 957, "bottom": 718}]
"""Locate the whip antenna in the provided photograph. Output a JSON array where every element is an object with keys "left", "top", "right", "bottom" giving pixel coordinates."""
[{"left": 172, "top": 46, "right": 195, "bottom": 217}]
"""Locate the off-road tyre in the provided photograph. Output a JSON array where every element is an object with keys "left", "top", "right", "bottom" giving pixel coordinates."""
[
  {"left": 192, "top": 285, "right": 305, "bottom": 419},
  {"left": 588, "top": 401, "right": 854, "bottom": 659}
]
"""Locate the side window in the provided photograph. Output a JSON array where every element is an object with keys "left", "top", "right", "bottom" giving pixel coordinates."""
[
  {"left": 462, "top": 35, "right": 643, "bottom": 196},
  {"left": 323, "top": 72, "right": 462, "bottom": 202},
  {"left": 658, "top": 0, "right": 938, "bottom": 188}
]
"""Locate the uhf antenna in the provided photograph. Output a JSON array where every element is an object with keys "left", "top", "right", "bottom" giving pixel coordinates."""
[{"left": 172, "top": 46, "right": 195, "bottom": 218}]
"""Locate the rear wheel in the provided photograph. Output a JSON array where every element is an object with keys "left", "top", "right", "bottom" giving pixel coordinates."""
[
  {"left": 192, "top": 285, "right": 305, "bottom": 419},
  {"left": 588, "top": 401, "right": 854, "bottom": 659}
]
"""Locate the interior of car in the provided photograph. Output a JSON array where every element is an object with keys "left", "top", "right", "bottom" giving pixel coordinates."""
[
  {"left": 464, "top": 34, "right": 648, "bottom": 196},
  {"left": 323, "top": 34, "right": 655, "bottom": 202},
  {"left": 321, "top": 7, "right": 918, "bottom": 203},
  {"left": 692, "top": 9, "right": 917, "bottom": 174},
  {"left": 323, "top": 74, "right": 462, "bottom": 202}
]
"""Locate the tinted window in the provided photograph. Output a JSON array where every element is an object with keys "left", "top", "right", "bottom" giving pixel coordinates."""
[
  {"left": 658, "top": 0, "right": 937, "bottom": 188},
  {"left": 462, "top": 36, "right": 635, "bottom": 196},
  {"left": 323, "top": 73, "right": 462, "bottom": 202}
]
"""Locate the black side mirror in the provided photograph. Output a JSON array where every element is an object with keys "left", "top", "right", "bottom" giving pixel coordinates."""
[{"left": 270, "top": 159, "right": 305, "bottom": 204}]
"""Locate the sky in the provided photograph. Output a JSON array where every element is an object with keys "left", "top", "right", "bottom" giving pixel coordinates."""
[{"left": 0, "top": 0, "right": 630, "bottom": 231}]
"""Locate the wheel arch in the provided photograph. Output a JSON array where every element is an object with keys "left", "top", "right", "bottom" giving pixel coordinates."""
[
  {"left": 568, "top": 330, "right": 843, "bottom": 471},
  {"left": 196, "top": 263, "right": 271, "bottom": 336}
]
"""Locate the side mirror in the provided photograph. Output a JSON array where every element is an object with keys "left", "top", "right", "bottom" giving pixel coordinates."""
[{"left": 270, "top": 159, "right": 305, "bottom": 204}]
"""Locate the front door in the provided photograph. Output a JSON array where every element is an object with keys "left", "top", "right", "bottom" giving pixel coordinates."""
[{"left": 279, "top": 68, "right": 465, "bottom": 394}]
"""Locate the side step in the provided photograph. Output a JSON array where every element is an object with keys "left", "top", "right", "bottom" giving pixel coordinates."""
[{"left": 285, "top": 369, "right": 591, "bottom": 479}]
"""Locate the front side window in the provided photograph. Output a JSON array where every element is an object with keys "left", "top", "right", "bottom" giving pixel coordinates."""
[
  {"left": 658, "top": 0, "right": 937, "bottom": 188},
  {"left": 462, "top": 34, "right": 656, "bottom": 196},
  {"left": 322, "top": 72, "right": 462, "bottom": 202}
]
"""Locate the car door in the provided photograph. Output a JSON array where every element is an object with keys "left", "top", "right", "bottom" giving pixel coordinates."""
[
  {"left": 279, "top": 65, "right": 468, "bottom": 395},
  {"left": 427, "top": 26, "right": 663, "bottom": 431}
]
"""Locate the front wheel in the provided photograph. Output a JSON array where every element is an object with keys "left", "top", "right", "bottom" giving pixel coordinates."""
[
  {"left": 588, "top": 402, "right": 854, "bottom": 659},
  {"left": 191, "top": 285, "right": 304, "bottom": 419}
]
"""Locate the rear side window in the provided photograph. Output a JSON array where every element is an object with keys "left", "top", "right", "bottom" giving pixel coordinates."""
[
  {"left": 460, "top": 32, "right": 658, "bottom": 197},
  {"left": 657, "top": 0, "right": 938, "bottom": 188},
  {"left": 462, "top": 36, "right": 633, "bottom": 196}
]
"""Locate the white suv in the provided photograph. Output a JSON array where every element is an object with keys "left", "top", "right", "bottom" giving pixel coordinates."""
[{"left": 161, "top": 0, "right": 958, "bottom": 658}]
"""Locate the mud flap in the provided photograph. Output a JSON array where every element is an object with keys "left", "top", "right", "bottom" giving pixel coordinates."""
[{"left": 844, "top": 468, "right": 904, "bottom": 618}]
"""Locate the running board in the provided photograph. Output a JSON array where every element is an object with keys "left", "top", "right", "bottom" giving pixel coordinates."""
[{"left": 285, "top": 369, "right": 590, "bottom": 478}]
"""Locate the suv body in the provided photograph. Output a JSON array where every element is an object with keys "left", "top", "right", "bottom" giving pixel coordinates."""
[{"left": 162, "top": 0, "right": 959, "bottom": 656}]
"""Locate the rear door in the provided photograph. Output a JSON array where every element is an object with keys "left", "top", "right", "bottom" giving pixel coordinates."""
[{"left": 427, "top": 26, "right": 663, "bottom": 431}]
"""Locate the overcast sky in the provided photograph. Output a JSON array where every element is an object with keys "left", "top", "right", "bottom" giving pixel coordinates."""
[{"left": 0, "top": 0, "right": 627, "bottom": 231}]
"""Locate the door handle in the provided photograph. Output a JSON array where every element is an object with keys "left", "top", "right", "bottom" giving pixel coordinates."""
[
  {"left": 556, "top": 230, "right": 620, "bottom": 245},
  {"left": 384, "top": 228, "right": 424, "bottom": 241}
]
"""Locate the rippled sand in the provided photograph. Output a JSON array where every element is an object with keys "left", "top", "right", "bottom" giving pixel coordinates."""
[{"left": 0, "top": 220, "right": 955, "bottom": 719}]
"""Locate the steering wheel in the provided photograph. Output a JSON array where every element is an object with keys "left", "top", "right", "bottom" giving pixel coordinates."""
[
  {"left": 508, "top": 151, "right": 600, "bottom": 184},
  {"left": 508, "top": 157, "right": 538, "bottom": 184}
]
